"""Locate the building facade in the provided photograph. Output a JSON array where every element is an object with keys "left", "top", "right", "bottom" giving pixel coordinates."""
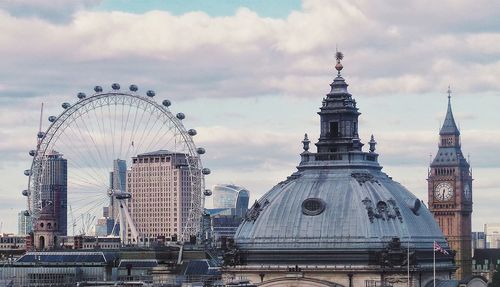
[
  {"left": 472, "top": 232, "right": 486, "bottom": 251},
  {"left": 212, "top": 184, "right": 250, "bottom": 218},
  {"left": 39, "top": 150, "right": 68, "bottom": 236},
  {"left": 485, "top": 223, "right": 500, "bottom": 248},
  {"left": 428, "top": 90, "right": 473, "bottom": 280},
  {"left": 128, "top": 150, "right": 197, "bottom": 242},
  {"left": 17, "top": 211, "right": 32, "bottom": 236}
]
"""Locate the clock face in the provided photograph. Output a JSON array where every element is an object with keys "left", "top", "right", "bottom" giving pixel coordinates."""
[
  {"left": 464, "top": 183, "right": 472, "bottom": 201},
  {"left": 434, "top": 182, "right": 454, "bottom": 201}
]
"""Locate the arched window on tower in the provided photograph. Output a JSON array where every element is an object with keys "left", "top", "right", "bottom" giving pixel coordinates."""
[{"left": 329, "top": 122, "right": 339, "bottom": 138}]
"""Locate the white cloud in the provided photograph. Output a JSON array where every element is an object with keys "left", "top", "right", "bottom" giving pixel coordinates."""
[{"left": 1, "top": 0, "right": 500, "bottom": 232}]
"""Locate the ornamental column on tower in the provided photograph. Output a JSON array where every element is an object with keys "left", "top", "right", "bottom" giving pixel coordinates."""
[{"left": 427, "top": 87, "right": 473, "bottom": 280}]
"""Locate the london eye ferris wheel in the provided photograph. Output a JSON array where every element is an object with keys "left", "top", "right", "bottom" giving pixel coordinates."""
[{"left": 23, "top": 84, "right": 211, "bottom": 244}]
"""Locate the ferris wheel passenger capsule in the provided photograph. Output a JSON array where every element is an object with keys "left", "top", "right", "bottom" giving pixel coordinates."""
[
  {"left": 24, "top": 169, "right": 31, "bottom": 176},
  {"left": 202, "top": 168, "right": 211, "bottom": 175},
  {"left": 204, "top": 189, "right": 212, "bottom": 196},
  {"left": 29, "top": 150, "right": 36, "bottom": 156},
  {"left": 37, "top": 132, "right": 45, "bottom": 138},
  {"left": 94, "top": 86, "right": 103, "bottom": 92},
  {"left": 176, "top": 113, "right": 185, "bottom": 120},
  {"left": 22, "top": 190, "right": 29, "bottom": 196},
  {"left": 188, "top": 129, "right": 197, "bottom": 136},
  {"left": 62, "top": 102, "right": 71, "bottom": 109},
  {"left": 111, "top": 83, "right": 120, "bottom": 90},
  {"left": 196, "top": 147, "right": 205, "bottom": 154},
  {"left": 129, "top": 85, "right": 138, "bottom": 92},
  {"left": 23, "top": 210, "right": 30, "bottom": 216},
  {"left": 77, "top": 92, "right": 86, "bottom": 99},
  {"left": 48, "top": 116, "right": 57, "bottom": 122},
  {"left": 146, "top": 90, "right": 155, "bottom": 97},
  {"left": 162, "top": 100, "right": 171, "bottom": 107}
]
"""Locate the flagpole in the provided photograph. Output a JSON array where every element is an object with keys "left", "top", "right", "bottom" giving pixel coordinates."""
[
  {"left": 407, "top": 236, "right": 410, "bottom": 287},
  {"left": 433, "top": 241, "right": 436, "bottom": 287}
]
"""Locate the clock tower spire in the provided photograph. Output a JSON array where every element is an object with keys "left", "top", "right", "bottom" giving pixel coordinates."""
[{"left": 428, "top": 87, "right": 472, "bottom": 280}]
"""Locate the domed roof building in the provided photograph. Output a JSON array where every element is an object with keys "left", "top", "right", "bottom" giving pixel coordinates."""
[{"left": 222, "top": 54, "right": 486, "bottom": 287}]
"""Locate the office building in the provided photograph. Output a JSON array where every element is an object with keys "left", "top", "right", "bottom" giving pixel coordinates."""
[
  {"left": 212, "top": 184, "right": 249, "bottom": 217},
  {"left": 17, "top": 211, "right": 32, "bottom": 236},
  {"left": 39, "top": 150, "right": 67, "bottom": 236},
  {"left": 128, "top": 150, "right": 199, "bottom": 242}
]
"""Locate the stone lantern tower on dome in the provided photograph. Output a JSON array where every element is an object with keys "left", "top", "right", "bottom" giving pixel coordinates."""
[{"left": 221, "top": 53, "right": 470, "bottom": 287}]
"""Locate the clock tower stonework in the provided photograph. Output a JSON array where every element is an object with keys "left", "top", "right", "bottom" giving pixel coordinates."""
[{"left": 428, "top": 90, "right": 472, "bottom": 280}]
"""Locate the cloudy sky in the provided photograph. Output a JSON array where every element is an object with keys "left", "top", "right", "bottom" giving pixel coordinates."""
[{"left": 0, "top": 0, "right": 499, "bottom": 233}]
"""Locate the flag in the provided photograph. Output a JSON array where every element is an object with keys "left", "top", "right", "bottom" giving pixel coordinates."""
[{"left": 433, "top": 241, "right": 449, "bottom": 255}]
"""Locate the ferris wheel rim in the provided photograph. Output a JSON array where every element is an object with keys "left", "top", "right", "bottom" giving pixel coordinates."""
[{"left": 26, "top": 87, "right": 206, "bottom": 242}]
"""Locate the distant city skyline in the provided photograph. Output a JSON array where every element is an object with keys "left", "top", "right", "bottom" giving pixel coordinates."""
[{"left": 1, "top": 0, "right": 500, "bottom": 233}]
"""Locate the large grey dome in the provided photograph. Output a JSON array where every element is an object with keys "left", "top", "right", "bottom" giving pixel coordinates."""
[
  {"left": 236, "top": 162, "right": 446, "bottom": 254},
  {"left": 232, "top": 55, "right": 453, "bottom": 269}
]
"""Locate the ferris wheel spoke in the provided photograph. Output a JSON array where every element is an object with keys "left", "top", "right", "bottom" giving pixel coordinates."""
[
  {"left": 70, "top": 194, "right": 108, "bottom": 216},
  {"left": 142, "top": 118, "right": 175, "bottom": 154},
  {"left": 71, "top": 119, "right": 108, "bottom": 180},
  {"left": 126, "top": 105, "right": 149, "bottom": 160},
  {"left": 96, "top": 99, "right": 112, "bottom": 167},
  {"left": 123, "top": 100, "right": 142, "bottom": 162},
  {"left": 131, "top": 106, "right": 155, "bottom": 156},
  {"left": 118, "top": 100, "right": 129, "bottom": 159},
  {"left": 61, "top": 125, "right": 109, "bottom": 186},
  {"left": 53, "top": 129, "right": 109, "bottom": 188},
  {"left": 132, "top": 109, "right": 164, "bottom": 156},
  {"left": 109, "top": 100, "right": 117, "bottom": 161},
  {"left": 146, "top": 121, "right": 179, "bottom": 153},
  {"left": 76, "top": 103, "right": 109, "bottom": 171}
]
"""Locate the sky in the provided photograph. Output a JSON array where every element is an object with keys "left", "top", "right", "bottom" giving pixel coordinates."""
[{"left": 0, "top": 0, "right": 499, "bottom": 233}]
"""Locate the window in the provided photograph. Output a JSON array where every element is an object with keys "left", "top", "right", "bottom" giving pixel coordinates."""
[
  {"left": 329, "top": 122, "right": 339, "bottom": 138},
  {"left": 302, "top": 198, "right": 326, "bottom": 216}
]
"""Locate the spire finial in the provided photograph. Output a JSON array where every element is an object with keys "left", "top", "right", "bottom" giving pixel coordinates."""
[
  {"left": 335, "top": 48, "right": 344, "bottom": 76},
  {"left": 447, "top": 85, "right": 452, "bottom": 101}
]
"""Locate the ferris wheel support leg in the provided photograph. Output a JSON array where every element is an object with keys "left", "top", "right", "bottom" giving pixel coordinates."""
[
  {"left": 120, "top": 200, "right": 140, "bottom": 245},
  {"left": 118, "top": 206, "right": 126, "bottom": 245}
]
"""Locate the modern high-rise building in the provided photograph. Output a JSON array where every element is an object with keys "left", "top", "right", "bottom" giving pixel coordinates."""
[
  {"left": 39, "top": 150, "right": 68, "bottom": 236},
  {"left": 17, "top": 211, "right": 32, "bottom": 236},
  {"left": 428, "top": 90, "right": 473, "bottom": 280},
  {"left": 485, "top": 223, "right": 500, "bottom": 248},
  {"left": 127, "top": 150, "right": 198, "bottom": 242},
  {"left": 212, "top": 184, "right": 249, "bottom": 217},
  {"left": 109, "top": 159, "right": 127, "bottom": 227}
]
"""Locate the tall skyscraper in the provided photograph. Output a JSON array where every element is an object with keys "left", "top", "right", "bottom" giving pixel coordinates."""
[
  {"left": 109, "top": 159, "right": 127, "bottom": 221},
  {"left": 128, "top": 150, "right": 198, "bottom": 242},
  {"left": 212, "top": 184, "right": 249, "bottom": 217},
  {"left": 17, "top": 211, "right": 32, "bottom": 235},
  {"left": 428, "top": 90, "right": 473, "bottom": 280},
  {"left": 39, "top": 150, "right": 68, "bottom": 236}
]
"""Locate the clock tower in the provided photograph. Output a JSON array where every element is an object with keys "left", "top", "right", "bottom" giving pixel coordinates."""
[{"left": 428, "top": 88, "right": 472, "bottom": 280}]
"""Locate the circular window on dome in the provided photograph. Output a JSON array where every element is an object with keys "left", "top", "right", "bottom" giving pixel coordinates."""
[{"left": 302, "top": 198, "right": 326, "bottom": 216}]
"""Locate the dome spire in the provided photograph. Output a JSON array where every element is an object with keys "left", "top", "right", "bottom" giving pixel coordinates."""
[
  {"left": 440, "top": 85, "right": 460, "bottom": 136},
  {"left": 335, "top": 49, "right": 344, "bottom": 76}
]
